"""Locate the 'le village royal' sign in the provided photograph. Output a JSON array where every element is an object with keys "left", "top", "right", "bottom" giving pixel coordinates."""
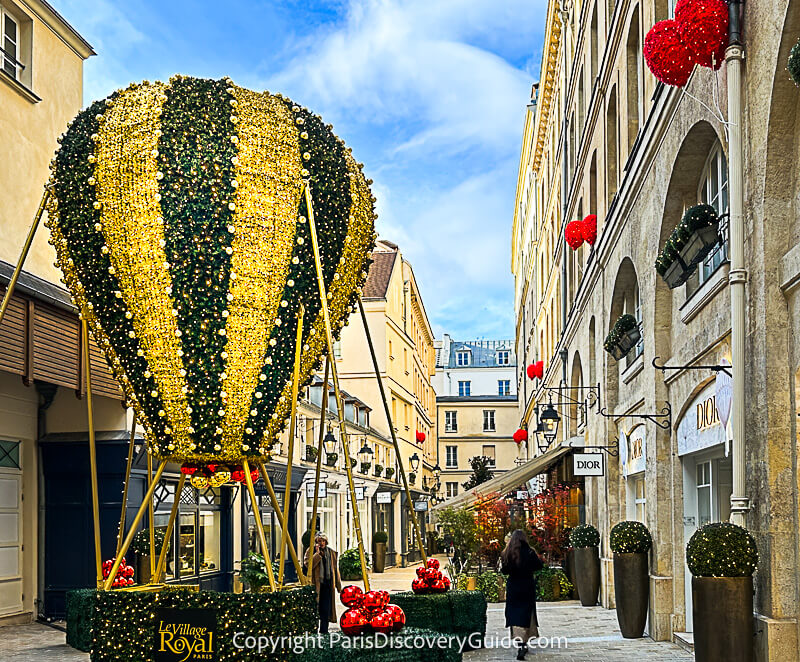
[{"left": 155, "top": 608, "right": 217, "bottom": 662}]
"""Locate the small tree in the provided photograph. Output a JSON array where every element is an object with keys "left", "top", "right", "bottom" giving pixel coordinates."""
[
  {"left": 437, "top": 505, "right": 477, "bottom": 576},
  {"left": 462, "top": 455, "right": 495, "bottom": 490}
]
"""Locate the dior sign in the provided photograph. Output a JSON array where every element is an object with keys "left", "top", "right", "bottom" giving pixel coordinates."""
[{"left": 573, "top": 453, "right": 605, "bottom": 476}]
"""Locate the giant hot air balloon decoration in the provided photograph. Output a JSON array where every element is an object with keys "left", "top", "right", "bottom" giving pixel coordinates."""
[{"left": 45, "top": 75, "right": 377, "bottom": 466}]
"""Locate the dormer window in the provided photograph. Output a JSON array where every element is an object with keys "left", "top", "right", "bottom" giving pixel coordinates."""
[
  {"left": 456, "top": 350, "right": 470, "bottom": 366},
  {"left": 497, "top": 350, "right": 510, "bottom": 365}
]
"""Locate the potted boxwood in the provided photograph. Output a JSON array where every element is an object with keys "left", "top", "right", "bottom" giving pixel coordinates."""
[
  {"left": 339, "top": 547, "right": 370, "bottom": 581},
  {"left": 130, "top": 528, "right": 166, "bottom": 584},
  {"left": 570, "top": 524, "right": 601, "bottom": 606},
  {"left": 373, "top": 530, "right": 388, "bottom": 573},
  {"left": 408, "top": 471, "right": 417, "bottom": 485},
  {"left": 655, "top": 204, "right": 720, "bottom": 289},
  {"left": 360, "top": 461, "right": 371, "bottom": 474},
  {"left": 373, "top": 464, "right": 384, "bottom": 478},
  {"left": 385, "top": 467, "right": 395, "bottom": 480},
  {"left": 604, "top": 314, "right": 641, "bottom": 361},
  {"left": 324, "top": 452, "right": 338, "bottom": 467},
  {"left": 610, "top": 521, "right": 652, "bottom": 638},
  {"left": 687, "top": 522, "right": 758, "bottom": 662},
  {"left": 305, "top": 445, "right": 318, "bottom": 462}
]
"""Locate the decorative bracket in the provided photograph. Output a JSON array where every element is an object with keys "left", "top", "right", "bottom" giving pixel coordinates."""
[
  {"left": 568, "top": 436, "right": 620, "bottom": 457},
  {"left": 652, "top": 356, "right": 731, "bottom": 378},
  {"left": 540, "top": 383, "right": 601, "bottom": 410},
  {"left": 598, "top": 402, "right": 672, "bottom": 430}
]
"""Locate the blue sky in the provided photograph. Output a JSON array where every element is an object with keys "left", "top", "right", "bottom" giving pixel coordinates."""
[{"left": 58, "top": 0, "right": 548, "bottom": 340}]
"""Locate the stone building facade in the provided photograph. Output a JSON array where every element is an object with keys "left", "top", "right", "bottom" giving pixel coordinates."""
[{"left": 511, "top": 0, "right": 800, "bottom": 659}]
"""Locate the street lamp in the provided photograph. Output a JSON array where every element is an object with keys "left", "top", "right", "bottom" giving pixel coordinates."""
[
  {"left": 433, "top": 463, "right": 441, "bottom": 479},
  {"left": 358, "top": 439, "right": 373, "bottom": 465},
  {"left": 538, "top": 400, "right": 561, "bottom": 447},
  {"left": 323, "top": 426, "right": 337, "bottom": 456},
  {"left": 409, "top": 452, "right": 420, "bottom": 473}
]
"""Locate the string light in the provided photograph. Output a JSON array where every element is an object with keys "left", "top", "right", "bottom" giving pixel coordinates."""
[
  {"left": 569, "top": 524, "right": 600, "bottom": 548},
  {"left": 686, "top": 522, "right": 758, "bottom": 577},
  {"left": 610, "top": 521, "right": 652, "bottom": 554}
]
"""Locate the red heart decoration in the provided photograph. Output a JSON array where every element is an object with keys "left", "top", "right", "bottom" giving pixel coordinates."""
[
  {"left": 565, "top": 221, "right": 584, "bottom": 250},
  {"left": 644, "top": 19, "right": 695, "bottom": 87},
  {"left": 675, "top": 0, "right": 728, "bottom": 69},
  {"left": 581, "top": 214, "right": 597, "bottom": 246}
]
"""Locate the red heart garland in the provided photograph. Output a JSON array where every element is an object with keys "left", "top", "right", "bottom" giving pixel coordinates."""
[
  {"left": 644, "top": 19, "right": 695, "bottom": 87},
  {"left": 675, "top": 0, "right": 728, "bottom": 69},
  {"left": 565, "top": 221, "right": 584, "bottom": 250},
  {"left": 581, "top": 214, "right": 597, "bottom": 245}
]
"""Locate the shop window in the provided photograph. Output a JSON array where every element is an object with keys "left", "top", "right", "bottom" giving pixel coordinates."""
[
  {"left": 179, "top": 512, "right": 196, "bottom": 576},
  {"left": 445, "top": 445, "right": 458, "bottom": 468},
  {"left": 446, "top": 482, "right": 458, "bottom": 498},
  {"left": 445, "top": 411, "right": 457, "bottom": 432},
  {"left": 0, "top": 439, "right": 20, "bottom": 469},
  {"left": 458, "top": 381, "right": 471, "bottom": 397},
  {"left": 483, "top": 410, "right": 496, "bottom": 432},
  {"left": 687, "top": 142, "right": 729, "bottom": 296}
]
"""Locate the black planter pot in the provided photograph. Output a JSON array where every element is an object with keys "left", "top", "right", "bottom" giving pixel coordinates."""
[
  {"left": 680, "top": 223, "right": 719, "bottom": 267},
  {"left": 373, "top": 543, "right": 386, "bottom": 573},
  {"left": 616, "top": 327, "right": 641, "bottom": 355},
  {"left": 573, "top": 546, "right": 600, "bottom": 606},
  {"left": 662, "top": 254, "right": 694, "bottom": 289},
  {"left": 613, "top": 552, "right": 649, "bottom": 638},
  {"left": 563, "top": 549, "right": 579, "bottom": 599},
  {"left": 692, "top": 576, "right": 754, "bottom": 662}
]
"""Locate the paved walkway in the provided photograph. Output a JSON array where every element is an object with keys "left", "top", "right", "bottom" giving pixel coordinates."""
[{"left": 0, "top": 557, "right": 691, "bottom": 661}]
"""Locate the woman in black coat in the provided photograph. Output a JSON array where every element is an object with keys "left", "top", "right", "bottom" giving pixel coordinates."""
[{"left": 500, "top": 529, "right": 544, "bottom": 659}]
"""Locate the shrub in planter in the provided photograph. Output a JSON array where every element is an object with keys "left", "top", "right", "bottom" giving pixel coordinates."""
[
  {"left": 130, "top": 527, "right": 167, "bottom": 584},
  {"left": 604, "top": 314, "right": 641, "bottom": 361},
  {"left": 349, "top": 457, "right": 357, "bottom": 468},
  {"left": 687, "top": 523, "right": 758, "bottom": 662},
  {"left": 305, "top": 445, "right": 318, "bottom": 462},
  {"left": 239, "top": 551, "right": 272, "bottom": 592},
  {"left": 570, "top": 524, "right": 601, "bottom": 607},
  {"left": 360, "top": 461, "right": 371, "bottom": 474},
  {"left": 534, "top": 566, "right": 574, "bottom": 602},
  {"left": 385, "top": 467, "right": 395, "bottom": 479},
  {"left": 373, "top": 464, "right": 384, "bottom": 477},
  {"left": 373, "top": 530, "right": 388, "bottom": 573},
  {"left": 475, "top": 570, "right": 502, "bottom": 603},
  {"left": 409, "top": 471, "right": 417, "bottom": 485},
  {"left": 324, "top": 452, "right": 338, "bottom": 466},
  {"left": 339, "top": 547, "right": 371, "bottom": 581},
  {"left": 610, "top": 521, "right": 652, "bottom": 638},
  {"left": 655, "top": 204, "right": 720, "bottom": 289}
]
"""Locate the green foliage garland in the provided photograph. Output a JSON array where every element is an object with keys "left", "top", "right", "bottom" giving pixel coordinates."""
[
  {"left": 388, "top": 591, "right": 487, "bottom": 649},
  {"left": 790, "top": 38, "right": 800, "bottom": 86},
  {"left": 569, "top": 523, "right": 600, "bottom": 548},
  {"left": 130, "top": 528, "right": 167, "bottom": 556},
  {"left": 686, "top": 522, "right": 758, "bottom": 577},
  {"left": 655, "top": 204, "right": 719, "bottom": 277},
  {"left": 604, "top": 314, "right": 638, "bottom": 355},
  {"left": 610, "top": 520, "right": 652, "bottom": 554}
]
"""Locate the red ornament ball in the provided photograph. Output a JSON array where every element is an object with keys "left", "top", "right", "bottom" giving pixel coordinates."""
[
  {"left": 415, "top": 430, "right": 426, "bottom": 443},
  {"left": 581, "top": 214, "right": 598, "bottom": 246},
  {"left": 431, "top": 579, "right": 447, "bottom": 593},
  {"left": 370, "top": 611, "right": 394, "bottom": 634},
  {"left": 385, "top": 604, "right": 406, "bottom": 632},
  {"left": 426, "top": 558, "right": 440, "bottom": 570},
  {"left": 423, "top": 567, "right": 439, "bottom": 582},
  {"left": 442, "top": 576, "right": 451, "bottom": 590},
  {"left": 340, "top": 584, "right": 363, "bottom": 609},
  {"left": 513, "top": 428, "right": 528, "bottom": 444},
  {"left": 377, "top": 590, "right": 390, "bottom": 607},
  {"left": 340, "top": 608, "right": 367, "bottom": 636},
  {"left": 416, "top": 566, "right": 426, "bottom": 579},
  {"left": 644, "top": 19, "right": 695, "bottom": 87},
  {"left": 526, "top": 361, "right": 544, "bottom": 380},
  {"left": 180, "top": 464, "right": 199, "bottom": 475},
  {"left": 411, "top": 578, "right": 427, "bottom": 594},
  {"left": 565, "top": 220, "right": 584, "bottom": 250},
  {"left": 675, "top": 0, "right": 728, "bottom": 69},
  {"left": 362, "top": 590, "right": 383, "bottom": 613}
]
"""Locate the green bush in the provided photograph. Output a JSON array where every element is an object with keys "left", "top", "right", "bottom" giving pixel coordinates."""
[
  {"left": 604, "top": 314, "right": 638, "bottom": 354},
  {"left": 130, "top": 527, "right": 166, "bottom": 556},
  {"left": 569, "top": 524, "right": 600, "bottom": 548},
  {"left": 339, "top": 547, "right": 370, "bottom": 580},
  {"left": 535, "top": 566, "right": 574, "bottom": 602},
  {"left": 374, "top": 464, "right": 384, "bottom": 477},
  {"left": 385, "top": 467, "right": 395, "bottom": 479},
  {"left": 686, "top": 522, "right": 758, "bottom": 577},
  {"left": 475, "top": 570, "right": 502, "bottom": 603},
  {"left": 325, "top": 452, "right": 338, "bottom": 466},
  {"left": 296, "top": 627, "right": 463, "bottom": 662},
  {"left": 305, "top": 445, "right": 318, "bottom": 461},
  {"left": 373, "top": 530, "right": 388, "bottom": 544},
  {"left": 239, "top": 551, "right": 271, "bottom": 591},
  {"left": 91, "top": 586, "right": 316, "bottom": 661},
  {"left": 610, "top": 521, "right": 652, "bottom": 554},
  {"left": 389, "top": 591, "right": 487, "bottom": 650},
  {"left": 66, "top": 588, "right": 95, "bottom": 652}
]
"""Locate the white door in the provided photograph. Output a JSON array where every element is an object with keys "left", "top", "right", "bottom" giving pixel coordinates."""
[{"left": 0, "top": 439, "right": 23, "bottom": 616}]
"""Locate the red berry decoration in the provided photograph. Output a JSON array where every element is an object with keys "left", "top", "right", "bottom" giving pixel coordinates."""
[
  {"left": 370, "top": 611, "right": 394, "bottom": 634},
  {"left": 513, "top": 428, "right": 528, "bottom": 444},
  {"left": 581, "top": 214, "right": 597, "bottom": 246},
  {"left": 385, "top": 604, "right": 406, "bottom": 632},
  {"left": 340, "top": 584, "right": 364, "bottom": 609},
  {"left": 411, "top": 578, "right": 426, "bottom": 594},
  {"left": 644, "top": 19, "right": 695, "bottom": 87},
  {"left": 362, "top": 590, "right": 382, "bottom": 613},
  {"left": 565, "top": 220, "right": 584, "bottom": 250},
  {"left": 340, "top": 608, "right": 368, "bottom": 636},
  {"left": 426, "top": 558, "right": 440, "bottom": 570},
  {"left": 675, "top": 0, "right": 728, "bottom": 69}
]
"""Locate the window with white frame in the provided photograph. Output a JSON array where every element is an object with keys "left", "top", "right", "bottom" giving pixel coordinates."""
[
  {"left": 458, "top": 381, "right": 471, "bottom": 397},
  {"left": 445, "top": 411, "right": 457, "bottom": 433},
  {"left": 634, "top": 475, "right": 646, "bottom": 524},
  {"left": 333, "top": 339, "right": 342, "bottom": 358},
  {"left": 497, "top": 350, "right": 510, "bottom": 365},
  {"left": 498, "top": 380, "right": 511, "bottom": 396},
  {"left": 483, "top": 410, "right": 495, "bottom": 432},
  {"left": 446, "top": 482, "right": 458, "bottom": 498},
  {"left": 482, "top": 445, "right": 496, "bottom": 466},
  {"left": 687, "top": 142, "right": 729, "bottom": 296},
  {"left": 624, "top": 282, "right": 643, "bottom": 367},
  {"left": 456, "top": 350, "right": 470, "bottom": 366},
  {"left": 2, "top": 7, "right": 19, "bottom": 79},
  {"left": 445, "top": 445, "right": 458, "bottom": 468}
]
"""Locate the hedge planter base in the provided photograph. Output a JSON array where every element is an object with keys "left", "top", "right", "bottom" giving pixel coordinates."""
[
  {"left": 692, "top": 576, "right": 754, "bottom": 662},
  {"left": 389, "top": 591, "right": 487, "bottom": 650},
  {"left": 573, "top": 546, "right": 600, "bottom": 607},
  {"left": 297, "top": 627, "right": 463, "bottom": 661},
  {"left": 613, "top": 553, "right": 649, "bottom": 638}
]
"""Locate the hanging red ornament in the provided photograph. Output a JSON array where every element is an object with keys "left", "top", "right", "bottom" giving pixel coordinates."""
[
  {"left": 340, "top": 584, "right": 364, "bottom": 609},
  {"left": 340, "top": 608, "right": 368, "bottom": 636},
  {"left": 644, "top": 20, "right": 695, "bottom": 87},
  {"left": 581, "top": 214, "right": 598, "bottom": 246},
  {"left": 675, "top": 0, "right": 729, "bottom": 69},
  {"left": 513, "top": 428, "right": 528, "bottom": 444},
  {"left": 565, "top": 221, "right": 584, "bottom": 250},
  {"left": 385, "top": 604, "right": 406, "bottom": 632},
  {"left": 180, "top": 463, "right": 199, "bottom": 475},
  {"left": 230, "top": 466, "right": 245, "bottom": 483},
  {"left": 527, "top": 361, "right": 544, "bottom": 380},
  {"left": 415, "top": 430, "right": 426, "bottom": 444}
]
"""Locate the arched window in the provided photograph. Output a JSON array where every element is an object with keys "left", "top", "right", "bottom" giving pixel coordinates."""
[
  {"left": 606, "top": 86, "right": 619, "bottom": 203},
  {"left": 626, "top": 7, "right": 642, "bottom": 151},
  {"left": 687, "top": 142, "right": 729, "bottom": 294},
  {"left": 591, "top": 4, "right": 599, "bottom": 83}
]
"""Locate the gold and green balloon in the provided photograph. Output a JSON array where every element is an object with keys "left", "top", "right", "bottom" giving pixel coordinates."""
[{"left": 46, "top": 75, "right": 376, "bottom": 465}]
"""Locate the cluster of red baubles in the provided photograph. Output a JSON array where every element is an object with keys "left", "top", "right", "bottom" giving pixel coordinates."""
[
  {"left": 644, "top": 0, "right": 729, "bottom": 87},
  {"left": 180, "top": 462, "right": 259, "bottom": 485},
  {"left": 411, "top": 557, "right": 451, "bottom": 594},
  {"left": 565, "top": 214, "right": 597, "bottom": 251},
  {"left": 512, "top": 428, "right": 528, "bottom": 445},
  {"left": 526, "top": 361, "right": 544, "bottom": 380},
  {"left": 415, "top": 430, "right": 426, "bottom": 444},
  {"left": 103, "top": 557, "right": 134, "bottom": 588},
  {"left": 338, "top": 586, "right": 406, "bottom": 636}
]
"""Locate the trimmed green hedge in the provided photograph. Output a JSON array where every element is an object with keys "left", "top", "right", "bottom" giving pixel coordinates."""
[
  {"left": 389, "top": 591, "right": 486, "bottom": 650},
  {"left": 75, "top": 586, "right": 316, "bottom": 661},
  {"left": 66, "top": 588, "right": 95, "bottom": 652},
  {"left": 297, "top": 627, "right": 462, "bottom": 662},
  {"left": 610, "top": 521, "right": 652, "bottom": 554},
  {"left": 534, "top": 567, "right": 574, "bottom": 602},
  {"left": 687, "top": 522, "right": 758, "bottom": 577}
]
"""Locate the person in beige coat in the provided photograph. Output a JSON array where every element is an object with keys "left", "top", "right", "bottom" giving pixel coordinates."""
[{"left": 305, "top": 533, "right": 342, "bottom": 632}]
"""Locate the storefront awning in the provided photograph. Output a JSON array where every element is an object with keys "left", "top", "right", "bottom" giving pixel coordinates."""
[{"left": 431, "top": 440, "right": 575, "bottom": 512}]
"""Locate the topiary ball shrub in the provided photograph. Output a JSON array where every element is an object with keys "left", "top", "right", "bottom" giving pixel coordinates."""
[
  {"left": 610, "top": 521, "right": 653, "bottom": 554},
  {"left": 789, "top": 37, "right": 800, "bottom": 86},
  {"left": 686, "top": 522, "right": 758, "bottom": 577},
  {"left": 570, "top": 523, "right": 600, "bottom": 548},
  {"left": 339, "top": 547, "right": 370, "bottom": 580},
  {"left": 373, "top": 530, "right": 388, "bottom": 544}
]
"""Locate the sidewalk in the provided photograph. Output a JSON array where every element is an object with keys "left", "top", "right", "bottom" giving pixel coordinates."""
[{"left": 1, "top": 559, "right": 691, "bottom": 661}]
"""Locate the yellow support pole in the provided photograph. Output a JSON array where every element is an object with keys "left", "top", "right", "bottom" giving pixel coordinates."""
[
  {"left": 114, "top": 417, "right": 137, "bottom": 561},
  {"left": 306, "top": 357, "right": 329, "bottom": 579},
  {"left": 147, "top": 445, "right": 156, "bottom": 579},
  {"left": 257, "top": 462, "right": 307, "bottom": 585},
  {"left": 357, "top": 298, "right": 428, "bottom": 563},
  {"left": 0, "top": 188, "right": 49, "bottom": 329},
  {"left": 104, "top": 459, "right": 168, "bottom": 590},
  {"left": 304, "top": 183, "right": 370, "bottom": 591},
  {"left": 279, "top": 304, "right": 304, "bottom": 586},
  {"left": 82, "top": 320, "right": 104, "bottom": 588},
  {"left": 242, "top": 459, "right": 277, "bottom": 591},
  {"left": 153, "top": 473, "right": 185, "bottom": 584}
]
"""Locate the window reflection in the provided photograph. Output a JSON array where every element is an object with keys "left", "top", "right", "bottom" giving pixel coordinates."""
[
  {"left": 179, "top": 513, "right": 195, "bottom": 576},
  {"left": 199, "top": 511, "right": 220, "bottom": 572}
]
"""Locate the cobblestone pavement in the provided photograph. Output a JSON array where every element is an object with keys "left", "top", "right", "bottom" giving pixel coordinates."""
[{"left": 0, "top": 557, "right": 691, "bottom": 661}]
